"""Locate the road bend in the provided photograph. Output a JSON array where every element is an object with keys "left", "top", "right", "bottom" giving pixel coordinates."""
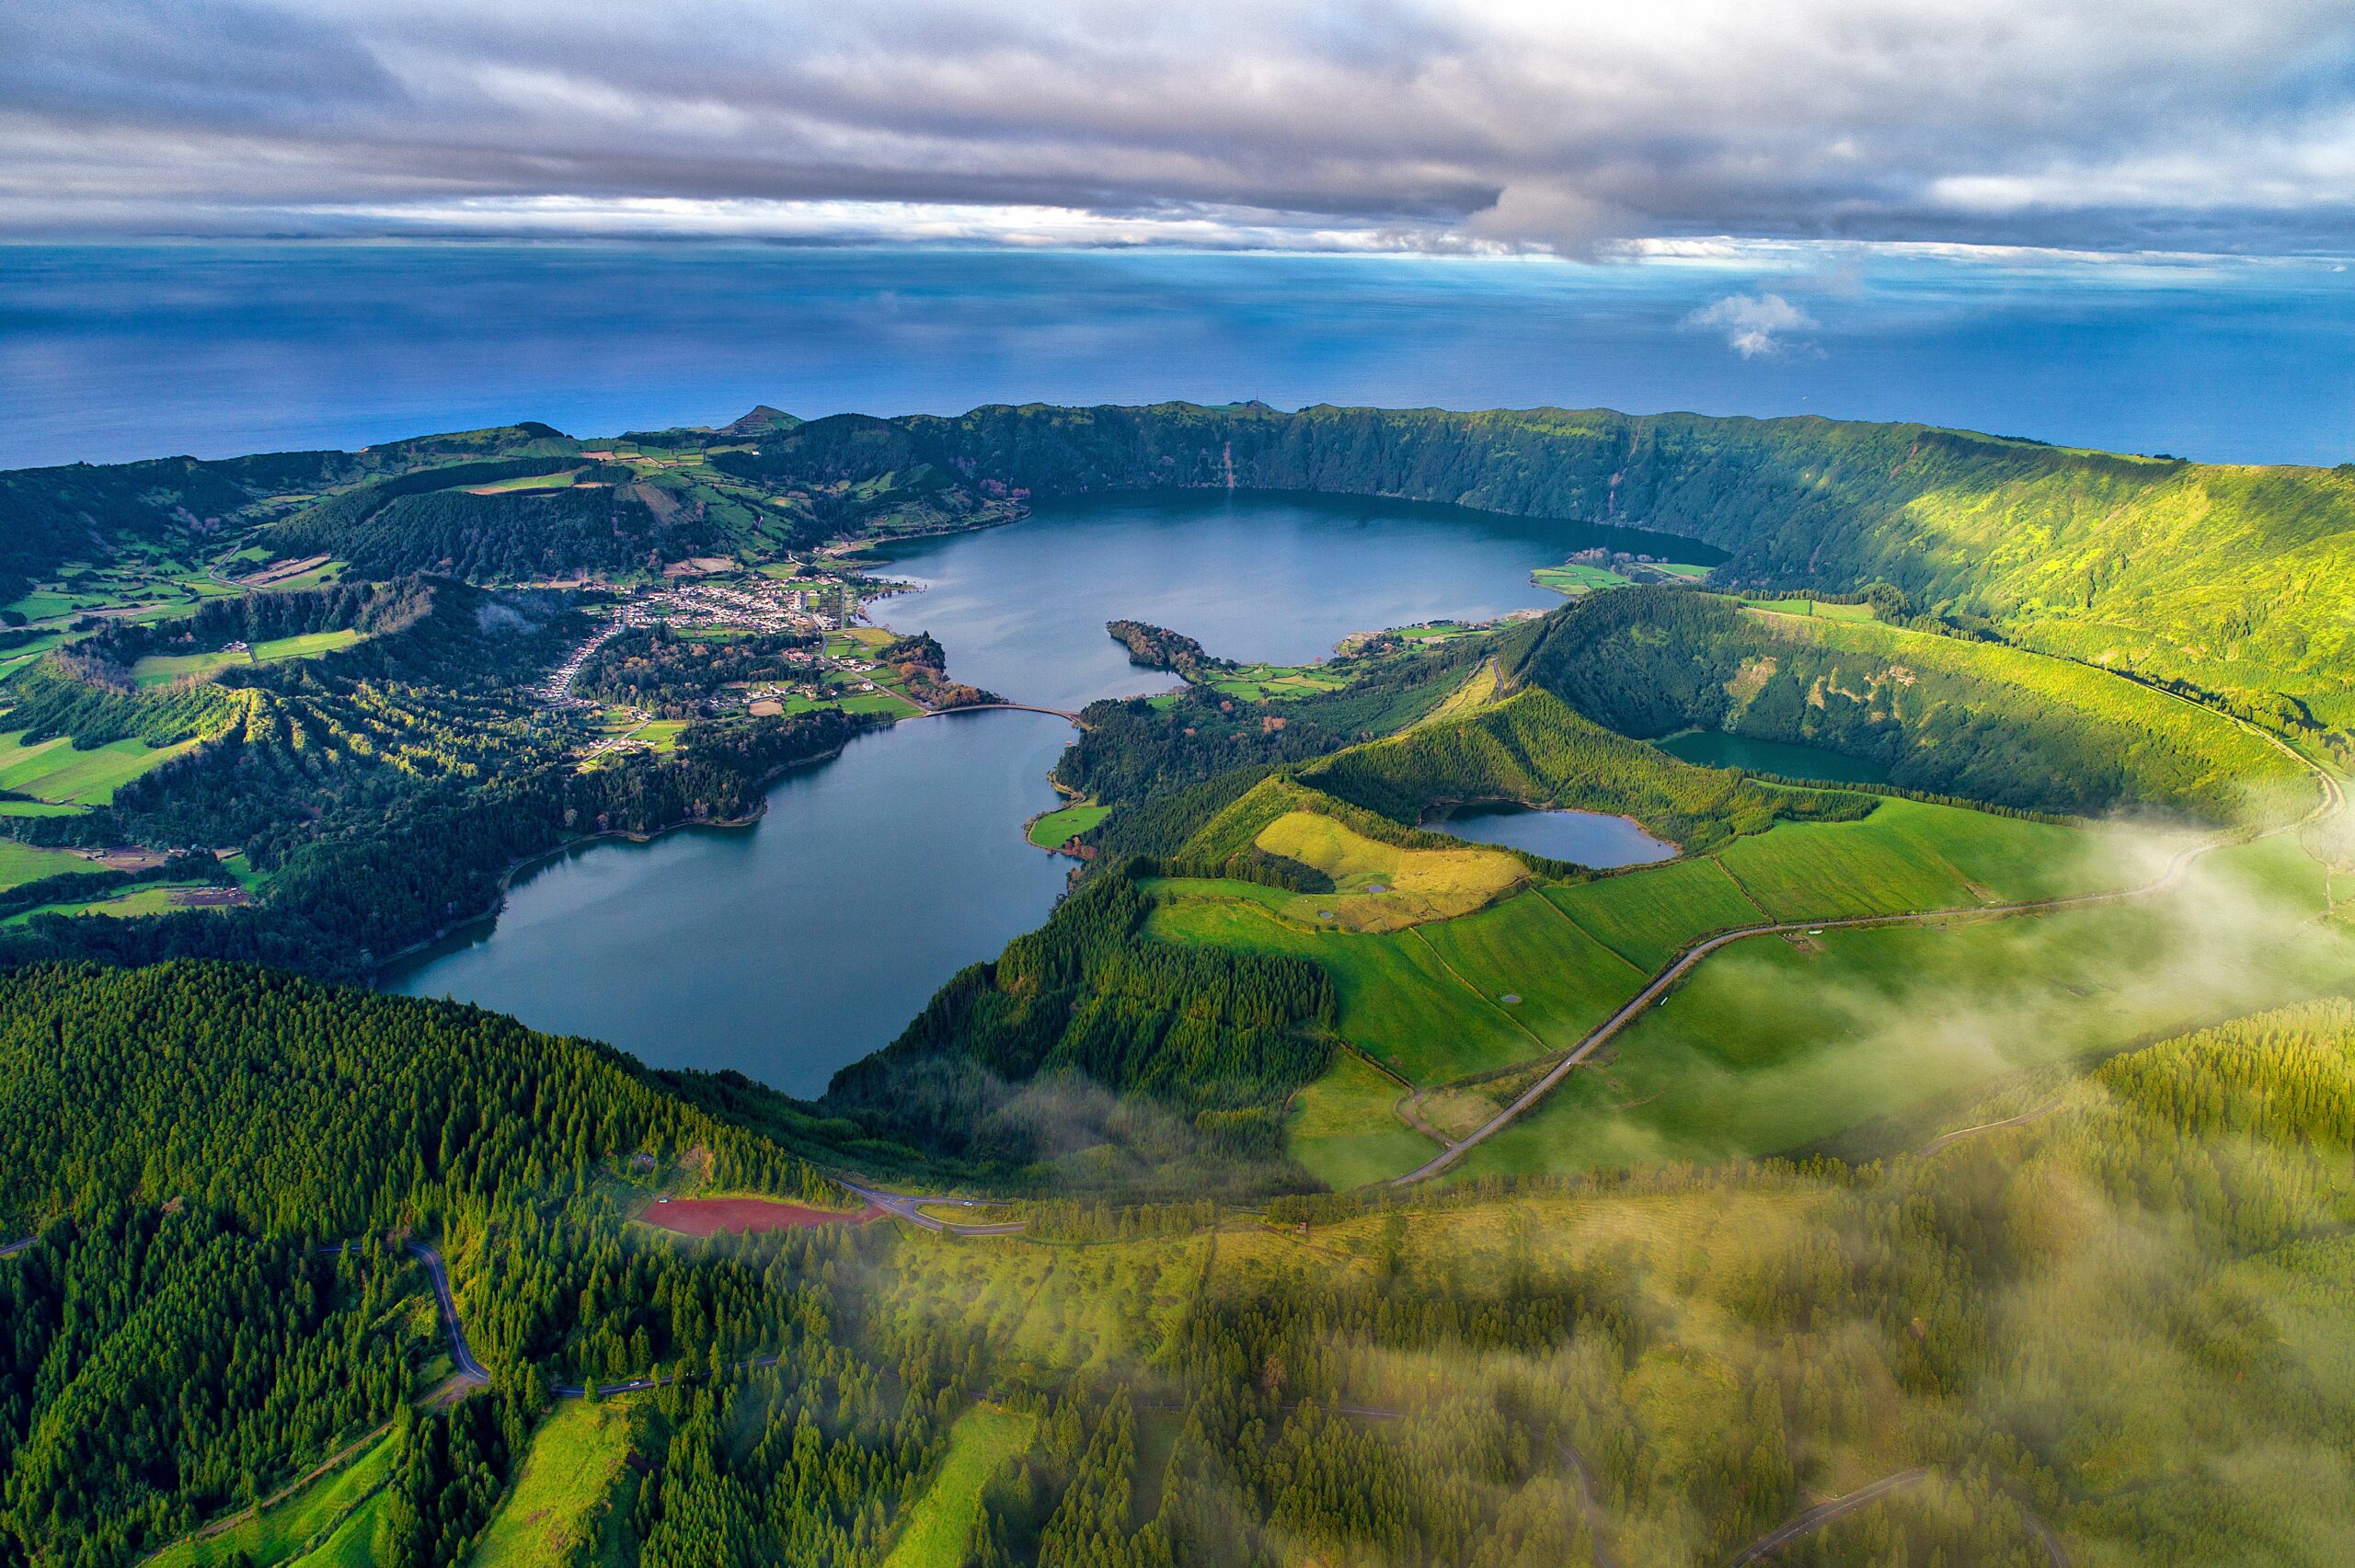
[{"left": 837, "top": 1179, "right": 1028, "bottom": 1236}]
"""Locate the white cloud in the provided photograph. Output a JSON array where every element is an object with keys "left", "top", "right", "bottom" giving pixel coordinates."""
[
  {"left": 1682, "top": 292, "right": 1817, "bottom": 357},
  {"left": 4, "top": 0, "right": 2355, "bottom": 251}
]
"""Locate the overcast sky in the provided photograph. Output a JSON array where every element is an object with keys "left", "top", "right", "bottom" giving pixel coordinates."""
[{"left": 6, "top": 0, "right": 2355, "bottom": 254}]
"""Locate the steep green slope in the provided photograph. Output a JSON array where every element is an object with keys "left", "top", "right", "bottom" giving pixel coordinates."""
[
  {"left": 0, "top": 961, "right": 835, "bottom": 1240},
  {"left": 1290, "top": 686, "right": 1867, "bottom": 853},
  {"left": 1511, "top": 587, "right": 2312, "bottom": 824},
  {"left": 729, "top": 403, "right": 2355, "bottom": 729}
]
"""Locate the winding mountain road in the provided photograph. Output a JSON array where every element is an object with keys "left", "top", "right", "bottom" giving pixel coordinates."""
[
  {"left": 403, "top": 1241, "right": 489, "bottom": 1386},
  {"left": 838, "top": 1179, "right": 1028, "bottom": 1235},
  {"left": 1726, "top": 1469, "right": 1928, "bottom": 1565},
  {"left": 1395, "top": 759, "right": 2344, "bottom": 1185}
]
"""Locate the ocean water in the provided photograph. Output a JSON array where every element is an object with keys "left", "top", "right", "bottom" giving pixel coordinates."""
[{"left": 3, "top": 242, "right": 2350, "bottom": 471}]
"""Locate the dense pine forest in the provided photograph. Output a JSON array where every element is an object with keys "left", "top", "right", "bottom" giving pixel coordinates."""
[{"left": 10, "top": 975, "right": 2354, "bottom": 1566}]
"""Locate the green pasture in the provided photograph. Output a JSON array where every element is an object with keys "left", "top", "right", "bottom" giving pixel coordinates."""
[
  {"left": 1412, "top": 890, "right": 1645, "bottom": 1052},
  {"left": 0, "top": 840, "right": 109, "bottom": 894},
  {"left": 1532, "top": 563, "right": 1632, "bottom": 594},
  {"left": 131, "top": 628, "right": 361, "bottom": 687},
  {"left": 0, "top": 730, "right": 205, "bottom": 806},
  {"left": 3, "top": 882, "right": 215, "bottom": 926},
  {"left": 1028, "top": 802, "right": 1109, "bottom": 849},
  {"left": 1710, "top": 796, "right": 2152, "bottom": 921},
  {"left": 1206, "top": 660, "right": 1350, "bottom": 701},
  {"left": 463, "top": 467, "right": 586, "bottom": 494},
  {"left": 1144, "top": 887, "right": 1532, "bottom": 1082},
  {"left": 146, "top": 1428, "right": 396, "bottom": 1568},
  {"left": 1460, "top": 834, "right": 2351, "bottom": 1179},
  {"left": 1544, "top": 856, "right": 1765, "bottom": 970},
  {"left": 472, "top": 1398, "right": 640, "bottom": 1568},
  {"left": 1287, "top": 1049, "right": 1435, "bottom": 1189},
  {"left": 1736, "top": 596, "right": 1880, "bottom": 621},
  {"left": 840, "top": 690, "right": 924, "bottom": 718},
  {"left": 246, "top": 559, "right": 346, "bottom": 592},
  {"left": 881, "top": 1404, "right": 1040, "bottom": 1568}
]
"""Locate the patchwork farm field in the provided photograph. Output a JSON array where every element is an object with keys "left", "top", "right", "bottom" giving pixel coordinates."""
[
  {"left": 0, "top": 838, "right": 111, "bottom": 893},
  {"left": 1710, "top": 795, "right": 2160, "bottom": 920},
  {"left": 1145, "top": 786, "right": 2283, "bottom": 1188},
  {"left": 1461, "top": 833, "right": 2350, "bottom": 1179},
  {"left": 1146, "top": 889, "right": 1532, "bottom": 1082},
  {"left": 1254, "top": 808, "right": 1527, "bottom": 932},
  {"left": 1543, "top": 855, "right": 1765, "bottom": 969},
  {"left": 1286, "top": 1047, "right": 1433, "bottom": 1189}
]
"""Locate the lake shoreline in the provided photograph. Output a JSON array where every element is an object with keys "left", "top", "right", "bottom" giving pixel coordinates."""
[{"left": 368, "top": 727, "right": 873, "bottom": 981}]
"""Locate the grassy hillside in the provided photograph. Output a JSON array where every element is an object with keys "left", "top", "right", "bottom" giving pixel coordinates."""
[
  {"left": 1514, "top": 587, "right": 2311, "bottom": 825},
  {"left": 734, "top": 402, "right": 2355, "bottom": 731},
  {"left": 1290, "top": 686, "right": 1868, "bottom": 854}
]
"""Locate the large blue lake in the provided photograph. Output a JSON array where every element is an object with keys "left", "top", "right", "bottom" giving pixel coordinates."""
[{"left": 388, "top": 491, "right": 1625, "bottom": 1093}]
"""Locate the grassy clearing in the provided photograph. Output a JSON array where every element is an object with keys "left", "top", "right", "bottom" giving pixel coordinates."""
[
  {"left": 1028, "top": 803, "right": 1109, "bottom": 849},
  {"left": 1533, "top": 563, "right": 1632, "bottom": 594},
  {"left": 3, "top": 882, "right": 216, "bottom": 925},
  {"left": 1145, "top": 889, "right": 1530, "bottom": 1083},
  {"left": 130, "top": 629, "right": 362, "bottom": 688},
  {"left": 841, "top": 690, "right": 925, "bottom": 718},
  {"left": 286, "top": 1493, "right": 393, "bottom": 1568},
  {"left": 881, "top": 1404, "right": 1040, "bottom": 1568},
  {"left": 465, "top": 468, "right": 586, "bottom": 494},
  {"left": 1463, "top": 836, "right": 2352, "bottom": 1178},
  {"left": 1206, "top": 659, "right": 1351, "bottom": 702},
  {"left": 1712, "top": 796, "right": 2158, "bottom": 920},
  {"left": 146, "top": 1429, "right": 396, "bottom": 1568},
  {"left": 636, "top": 719, "right": 689, "bottom": 754},
  {"left": 1414, "top": 890, "right": 1644, "bottom": 1052},
  {"left": 0, "top": 730, "right": 204, "bottom": 806},
  {"left": 1544, "top": 857, "right": 1765, "bottom": 970},
  {"left": 1255, "top": 810, "right": 1527, "bottom": 932},
  {"left": 471, "top": 1398, "right": 640, "bottom": 1568},
  {"left": 1737, "top": 596, "right": 1879, "bottom": 621},
  {"left": 1407, "top": 659, "right": 1502, "bottom": 730},
  {"left": 1287, "top": 1050, "right": 1436, "bottom": 1189},
  {"left": 0, "top": 840, "right": 109, "bottom": 894}
]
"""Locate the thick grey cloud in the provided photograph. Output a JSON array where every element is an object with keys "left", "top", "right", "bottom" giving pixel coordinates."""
[{"left": 5, "top": 0, "right": 2354, "bottom": 251}]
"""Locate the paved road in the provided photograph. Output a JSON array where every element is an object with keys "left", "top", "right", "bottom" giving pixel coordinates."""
[
  {"left": 1727, "top": 1469, "right": 1928, "bottom": 1565},
  {"left": 1920, "top": 1095, "right": 2064, "bottom": 1157},
  {"left": 403, "top": 1241, "right": 490, "bottom": 1385},
  {"left": 838, "top": 1179, "right": 1028, "bottom": 1235},
  {"left": 1395, "top": 759, "right": 2346, "bottom": 1185},
  {"left": 0, "top": 1237, "right": 31, "bottom": 1259}
]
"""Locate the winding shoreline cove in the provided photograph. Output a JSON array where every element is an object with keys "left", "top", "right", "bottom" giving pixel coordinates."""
[
  {"left": 386, "top": 711, "right": 1075, "bottom": 1097},
  {"left": 385, "top": 490, "right": 1683, "bottom": 1089}
]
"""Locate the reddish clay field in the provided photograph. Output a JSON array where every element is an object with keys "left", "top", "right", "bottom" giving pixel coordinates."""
[{"left": 638, "top": 1196, "right": 876, "bottom": 1236}]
